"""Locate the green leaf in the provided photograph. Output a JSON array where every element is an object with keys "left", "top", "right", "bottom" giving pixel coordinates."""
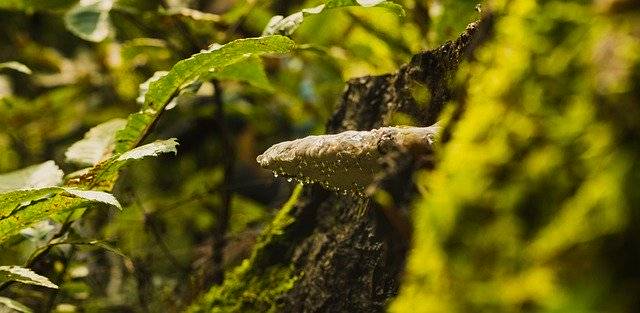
[
  {"left": 201, "top": 56, "right": 274, "bottom": 91},
  {"left": 60, "top": 188, "right": 121, "bottom": 209},
  {"left": 0, "top": 265, "right": 58, "bottom": 289},
  {"left": 116, "top": 138, "right": 178, "bottom": 161},
  {"left": 0, "top": 296, "right": 33, "bottom": 313},
  {"left": 66, "top": 138, "right": 180, "bottom": 193},
  {"left": 0, "top": 61, "right": 32, "bottom": 75},
  {"left": 113, "top": 111, "right": 155, "bottom": 154},
  {"left": 0, "top": 187, "right": 121, "bottom": 242},
  {"left": 354, "top": 0, "right": 384, "bottom": 7},
  {"left": 262, "top": 0, "right": 404, "bottom": 36},
  {"left": 0, "top": 188, "right": 59, "bottom": 220},
  {"left": 326, "top": 0, "right": 404, "bottom": 15},
  {"left": 64, "top": 0, "right": 114, "bottom": 42},
  {"left": 0, "top": 161, "right": 63, "bottom": 193},
  {"left": 0, "top": 194, "right": 81, "bottom": 243},
  {"left": 144, "top": 36, "right": 293, "bottom": 110},
  {"left": 1, "top": 36, "right": 291, "bottom": 244},
  {"left": 136, "top": 71, "right": 168, "bottom": 105},
  {"left": 116, "top": 35, "right": 294, "bottom": 153},
  {"left": 65, "top": 119, "right": 127, "bottom": 166}
]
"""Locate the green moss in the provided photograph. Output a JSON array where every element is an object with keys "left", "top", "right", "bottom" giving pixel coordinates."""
[
  {"left": 188, "top": 184, "right": 304, "bottom": 313},
  {"left": 392, "top": 1, "right": 640, "bottom": 312}
]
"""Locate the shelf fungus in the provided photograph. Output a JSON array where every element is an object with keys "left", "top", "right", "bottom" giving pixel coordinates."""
[{"left": 257, "top": 124, "right": 440, "bottom": 196}]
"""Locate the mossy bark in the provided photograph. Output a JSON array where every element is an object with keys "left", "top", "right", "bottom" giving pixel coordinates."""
[{"left": 190, "top": 18, "right": 492, "bottom": 313}]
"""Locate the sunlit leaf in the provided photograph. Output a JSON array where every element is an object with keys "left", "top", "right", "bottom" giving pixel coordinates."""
[
  {"left": 65, "top": 119, "right": 127, "bottom": 166},
  {"left": 355, "top": 0, "right": 385, "bottom": 7},
  {"left": 0, "top": 297, "right": 33, "bottom": 313},
  {"left": 0, "top": 188, "right": 59, "bottom": 220},
  {"left": 0, "top": 187, "right": 122, "bottom": 242},
  {"left": 262, "top": 0, "right": 405, "bottom": 36},
  {"left": 0, "top": 161, "right": 63, "bottom": 193},
  {"left": 144, "top": 36, "right": 294, "bottom": 110},
  {"left": 0, "top": 266, "right": 58, "bottom": 289},
  {"left": 117, "top": 138, "right": 178, "bottom": 161},
  {"left": 61, "top": 188, "right": 122, "bottom": 209},
  {"left": 136, "top": 71, "right": 168, "bottom": 105},
  {"left": 326, "top": 0, "right": 403, "bottom": 14},
  {"left": 64, "top": 0, "right": 114, "bottom": 42},
  {"left": 115, "top": 35, "right": 295, "bottom": 153}
]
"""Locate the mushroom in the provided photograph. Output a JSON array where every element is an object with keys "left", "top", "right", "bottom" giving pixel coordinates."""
[{"left": 257, "top": 124, "right": 440, "bottom": 196}]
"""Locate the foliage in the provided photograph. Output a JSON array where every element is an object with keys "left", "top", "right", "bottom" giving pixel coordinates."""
[
  {"left": 5, "top": 0, "right": 636, "bottom": 312},
  {"left": 391, "top": 0, "right": 640, "bottom": 312},
  {"left": 0, "top": 0, "right": 426, "bottom": 311},
  {"left": 0, "top": 266, "right": 58, "bottom": 289}
]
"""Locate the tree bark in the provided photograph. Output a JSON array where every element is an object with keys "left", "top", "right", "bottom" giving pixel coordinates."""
[
  {"left": 190, "top": 17, "right": 493, "bottom": 313},
  {"left": 279, "top": 19, "right": 491, "bottom": 312}
]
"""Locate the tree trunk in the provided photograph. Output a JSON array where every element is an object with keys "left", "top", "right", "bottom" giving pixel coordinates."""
[{"left": 189, "top": 17, "right": 493, "bottom": 313}]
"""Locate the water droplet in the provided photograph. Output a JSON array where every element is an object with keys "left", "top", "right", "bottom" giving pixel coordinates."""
[{"left": 287, "top": 178, "right": 293, "bottom": 182}]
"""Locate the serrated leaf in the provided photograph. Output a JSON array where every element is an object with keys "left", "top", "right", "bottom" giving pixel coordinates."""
[
  {"left": 0, "top": 188, "right": 58, "bottom": 220},
  {"left": 201, "top": 56, "right": 273, "bottom": 91},
  {"left": 355, "top": 0, "right": 384, "bottom": 7},
  {"left": 0, "top": 188, "right": 59, "bottom": 221},
  {"left": 63, "top": 138, "right": 180, "bottom": 196},
  {"left": 144, "top": 36, "right": 294, "bottom": 110},
  {"left": 0, "top": 297, "right": 33, "bottom": 313},
  {"left": 262, "top": 0, "right": 404, "bottom": 36},
  {"left": 0, "top": 186, "right": 120, "bottom": 243},
  {"left": 61, "top": 188, "right": 121, "bottom": 209},
  {"left": 0, "top": 194, "right": 84, "bottom": 243},
  {"left": 65, "top": 119, "right": 127, "bottom": 166},
  {"left": 113, "top": 111, "right": 155, "bottom": 154},
  {"left": 136, "top": 71, "right": 168, "bottom": 105},
  {"left": 64, "top": 0, "right": 114, "bottom": 42},
  {"left": 0, "top": 266, "right": 58, "bottom": 289},
  {"left": 0, "top": 61, "right": 32, "bottom": 75},
  {"left": 115, "top": 35, "right": 294, "bottom": 153},
  {"left": 116, "top": 138, "right": 178, "bottom": 161},
  {"left": 326, "top": 0, "right": 404, "bottom": 15},
  {"left": 0, "top": 36, "right": 291, "bottom": 244},
  {"left": 0, "top": 161, "right": 63, "bottom": 193},
  {"left": 0, "top": 188, "right": 123, "bottom": 243}
]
